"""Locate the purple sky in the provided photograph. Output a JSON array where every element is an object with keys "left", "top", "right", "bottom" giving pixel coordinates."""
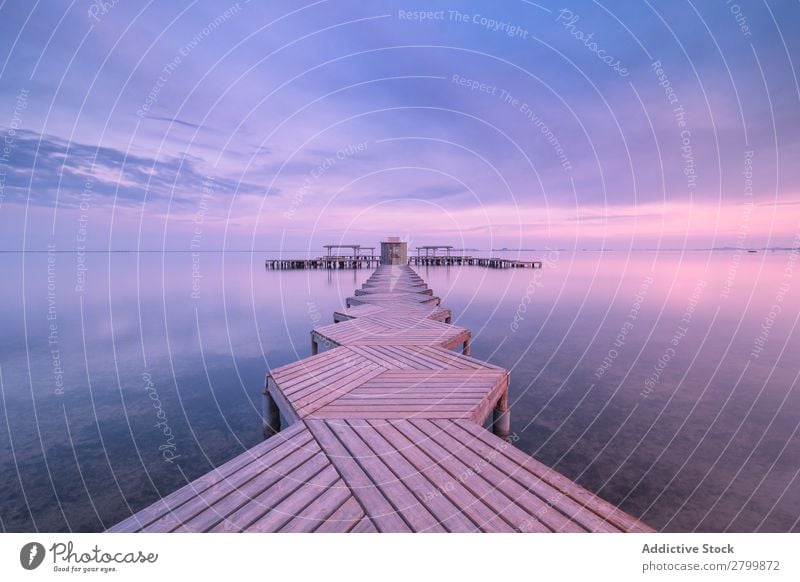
[{"left": 1, "top": 1, "right": 799, "bottom": 251}]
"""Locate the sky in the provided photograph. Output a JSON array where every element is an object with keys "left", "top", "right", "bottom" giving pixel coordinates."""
[{"left": 0, "top": 0, "right": 799, "bottom": 251}]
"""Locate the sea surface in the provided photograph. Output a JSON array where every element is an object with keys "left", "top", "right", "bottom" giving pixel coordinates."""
[{"left": 0, "top": 250, "right": 798, "bottom": 532}]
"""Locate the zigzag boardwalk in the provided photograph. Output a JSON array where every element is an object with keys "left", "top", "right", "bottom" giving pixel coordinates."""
[{"left": 110, "top": 265, "right": 653, "bottom": 533}]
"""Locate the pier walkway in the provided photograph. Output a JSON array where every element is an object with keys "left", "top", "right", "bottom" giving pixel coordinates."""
[
  {"left": 110, "top": 265, "right": 652, "bottom": 533},
  {"left": 408, "top": 256, "right": 542, "bottom": 268}
]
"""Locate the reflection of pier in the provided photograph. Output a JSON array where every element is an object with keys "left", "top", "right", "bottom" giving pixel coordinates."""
[{"left": 111, "top": 240, "right": 653, "bottom": 533}]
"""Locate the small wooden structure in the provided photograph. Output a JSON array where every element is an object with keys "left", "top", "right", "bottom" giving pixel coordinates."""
[
  {"left": 415, "top": 245, "right": 453, "bottom": 258},
  {"left": 333, "top": 303, "right": 452, "bottom": 324},
  {"left": 380, "top": 237, "right": 407, "bottom": 265},
  {"left": 323, "top": 244, "right": 375, "bottom": 259}
]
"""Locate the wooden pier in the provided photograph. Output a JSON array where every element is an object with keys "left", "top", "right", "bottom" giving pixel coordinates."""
[
  {"left": 408, "top": 255, "right": 542, "bottom": 268},
  {"left": 109, "top": 264, "right": 652, "bottom": 533},
  {"left": 266, "top": 255, "right": 381, "bottom": 269},
  {"left": 265, "top": 243, "right": 542, "bottom": 270}
]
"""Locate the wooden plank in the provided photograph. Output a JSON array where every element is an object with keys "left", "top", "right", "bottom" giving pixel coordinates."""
[
  {"left": 450, "top": 419, "right": 654, "bottom": 532},
  {"left": 373, "top": 346, "right": 444, "bottom": 370},
  {"left": 376, "top": 420, "right": 516, "bottom": 532},
  {"left": 280, "top": 353, "right": 373, "bottom": 396},
  {"left": 247, "top": 466, "right": 342, "bottom": 532},
  {"left": 393, "top": 345, "right": 472, "bottom": 370},
  {"left": 280, "top": 362, "right": 376, "bottom": 397},
  {"left": 393, "top": 419, "right": 544, "bottom": 532},
  {"left": 293, "top": 366, "right": 387, "bottom": 416},
  {"left": 311, "top": 410, "right": 471, "bottom": 419},
  {"left": 347, "top": 390, "right": 491, "bottom": 398},
  {"left": 306, "top": 496, "right": 366, "bottom": 533},
  {"left": 165, "top": 438, "right": 321, "bottom": 532},
  {"left": 355, "top": 420, "right": 479, "bottom": 532},
  {"left": 334, "top": 396, "right": 482, "bottom": 405},
  {"left": 442, "top": 420, "right": 627, "bottom": 533},
  {"left": 107, "top": 422, "right": 308, "bottom": 532},
  {"left": 327, "top": 394, "right": 480, "bottom": 404},
  {"left": 355, "top": 372, "right": 502, "bottom": 381},
  {"left": 206, "top": 452, "right": 330, "bottom": 532},
  {"left": 407, "top": 419, "right": 559, "bottom": 532},
  {"left": 305, "top": 419, "right": 411, "bottom": 532},
  {"left": 357, "top": 286, "right": 432, "bottom": 295},
  {"left": 407, "top": 345, "right": 493, "bottom": 370},
  {"left": 271, "top": 349, "right": 344, "bottom": 383},
  {"left": 326, "top": 419, "right": 446, "bottom": 532},
  {"left": 346, "top": 345, "right": 419, "bottom": 370},
  {"left": 277, "top": 358, "right": 360, "bottom": 392}
]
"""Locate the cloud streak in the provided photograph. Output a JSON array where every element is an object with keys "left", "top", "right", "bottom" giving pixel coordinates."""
[
  {"left": 0, "top": 1, "right": 798, "bottom": 249},
  {"left": 0, "top": 129, "right": 276, "bottom": 210}
]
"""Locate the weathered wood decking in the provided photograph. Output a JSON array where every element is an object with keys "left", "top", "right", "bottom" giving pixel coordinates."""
[
  {"left": 110, "top": 265, "right": 652, "bottom": 533},
  {"left": 332, "top": 303, "right": 453, "bottom": 324}
]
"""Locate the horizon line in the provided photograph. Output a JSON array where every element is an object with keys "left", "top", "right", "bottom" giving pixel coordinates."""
[{"left": 2, "top": 248, "right": 797, "bottom": 254}]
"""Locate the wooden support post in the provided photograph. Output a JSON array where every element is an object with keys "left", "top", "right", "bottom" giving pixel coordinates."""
[
  {"left": 462, "top": 337, "right": 470, "bottom": 356},
  {"left": 263, "top": 380, "right": 281, "bottom": 439},
  {"left": 311, "top": 335, "right": 319, "bottom": 355},
  {"left": 492, "top": 390, "right": 510, "bottom": 441}
]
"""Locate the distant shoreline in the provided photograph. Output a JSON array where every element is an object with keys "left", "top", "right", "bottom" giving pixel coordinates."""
[{"left": 2, "top": 248, "right": 797, "bottom": 254}]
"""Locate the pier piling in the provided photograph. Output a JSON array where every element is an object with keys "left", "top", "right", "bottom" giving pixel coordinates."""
[
  {"left": 492, "top": 390, "right": 511, "bottom": 441},
  {"left": 262, "top": 382, "right": 281, "bottom": 438}
]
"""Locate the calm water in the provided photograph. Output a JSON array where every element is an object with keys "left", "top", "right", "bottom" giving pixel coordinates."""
[{"left": 0, "top": 251, "right": 798, "bottom": 532}]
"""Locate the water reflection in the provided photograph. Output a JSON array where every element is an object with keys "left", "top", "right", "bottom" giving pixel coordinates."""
[
  {"left": 0, "top": 251, "right": 797, "bottom": 532},
  {"left": 422, "top": 251, "right": 800, "bottom": 532}
]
